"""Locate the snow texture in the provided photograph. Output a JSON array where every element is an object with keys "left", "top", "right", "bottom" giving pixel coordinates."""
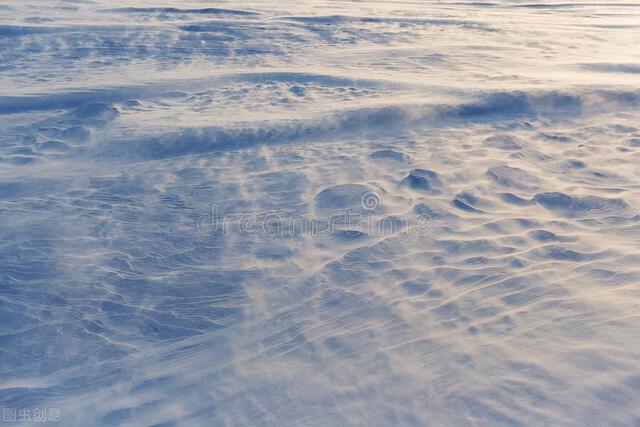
[{"left": 1, "top": 1, "right": 640, "bottom": 426}]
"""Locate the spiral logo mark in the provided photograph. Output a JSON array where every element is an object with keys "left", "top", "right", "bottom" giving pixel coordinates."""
[{"left": 361, "top": 191, "right": 381, "bottom": 211}]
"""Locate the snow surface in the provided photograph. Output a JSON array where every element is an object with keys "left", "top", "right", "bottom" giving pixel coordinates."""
[{"left": 1, "top": 1, "right": 640, "bottom": 426}]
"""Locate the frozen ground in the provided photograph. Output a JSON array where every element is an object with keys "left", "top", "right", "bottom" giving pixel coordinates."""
[{"left": 1, "top": 1, "right": 640, "bottom": 426}]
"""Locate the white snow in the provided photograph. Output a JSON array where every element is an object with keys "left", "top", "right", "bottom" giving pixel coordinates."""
[{"left": 1, "top": 1, "right": 639, "bottom": 426}]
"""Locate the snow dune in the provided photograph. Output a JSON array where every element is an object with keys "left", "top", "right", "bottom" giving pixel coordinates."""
[{"left": 1, "top": 1, "right": 639, "bottom": 426}]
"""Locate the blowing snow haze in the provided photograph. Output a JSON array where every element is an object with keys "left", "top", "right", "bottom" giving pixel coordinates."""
[{"left": 0, "top": 1, "right": 639, "bottom": 426}]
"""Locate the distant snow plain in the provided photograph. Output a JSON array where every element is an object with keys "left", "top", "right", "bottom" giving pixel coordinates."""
[{"left": 1, "top": 1, "right": 640, "bottom": 426}]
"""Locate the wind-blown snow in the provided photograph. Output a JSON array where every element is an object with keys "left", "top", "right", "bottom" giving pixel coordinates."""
[{"left": 1, "top": 1, "right": 639, "bottom": 426}]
